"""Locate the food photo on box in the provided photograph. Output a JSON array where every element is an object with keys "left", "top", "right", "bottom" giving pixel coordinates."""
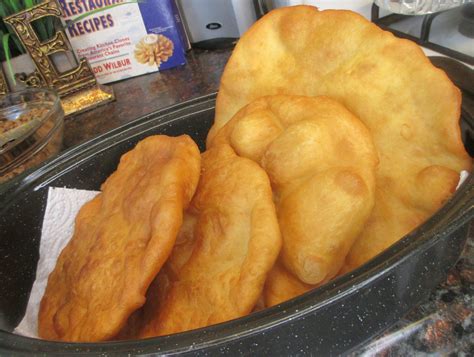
[
  {"left": 59, "top": 0, "right": 187, "bottom": 84},
  {"left": 0, "top": 0, "right": 473, "bottom": 355}
]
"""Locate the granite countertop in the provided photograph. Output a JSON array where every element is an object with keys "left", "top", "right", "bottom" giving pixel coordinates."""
[
  {"left": 355, "top": 234, "right": 473, "bottom": 356},
  {"left": 63, "top": 49, "right": 472, "bottom": 355},
  {"left": 64, "top": 49, "right": 230, "bottom": 150}
]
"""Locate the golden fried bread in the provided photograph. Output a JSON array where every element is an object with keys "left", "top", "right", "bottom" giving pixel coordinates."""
[
  {"left": 116, "top": 214, "right": 198, "bottom": 340},
  {"left": 139, "top": 144, "right": 281, "bottom": 337},
  {"left": 264, "top": 261, "right": 314, "bottom": 307},
  {"left": 212, "top": 95, "right": 378, "bottom": 285},
  {"left": 208, "top": 6, "right": 471, "bottom": 271},
  {"left": 38, "top": 135, "right": 201, "bottom": 342}
]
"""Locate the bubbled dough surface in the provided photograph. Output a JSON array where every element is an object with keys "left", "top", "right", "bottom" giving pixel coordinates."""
[
  {"left": 38, "top": 135, "right": 201, "bottom": 342},
  {"left": 139, "top": 144, "right": 281, "bottom": 337},
  {"left": 209, "top": 6, "right": 472, "bottom": 271},
  {"left": 212, "top": 95, "right": 378, "bottom": 286}
]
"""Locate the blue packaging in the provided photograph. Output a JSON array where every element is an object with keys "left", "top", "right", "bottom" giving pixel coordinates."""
[{"left": 59, "top": 0, "right": 187, "bottom": 84}]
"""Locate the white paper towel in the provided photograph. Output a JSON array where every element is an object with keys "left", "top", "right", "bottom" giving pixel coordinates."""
[{"left": 14, "top": 187, "right": 99, "bottom": 338}]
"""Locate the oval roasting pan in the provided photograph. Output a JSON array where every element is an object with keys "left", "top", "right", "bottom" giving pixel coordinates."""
[{"left": 0, "top": 81, "right": 473, "bottom": 355}]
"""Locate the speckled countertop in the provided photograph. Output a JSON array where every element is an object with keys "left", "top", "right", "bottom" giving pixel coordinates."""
[
  {"left": 355, "top": 233, "right": 473, "bottom": 356},
  {"left": 63, "top": 49, "right": 230, "bottom": 149},
  {"left": 63, "top": 49, "right": 473, "bottom": 355}
]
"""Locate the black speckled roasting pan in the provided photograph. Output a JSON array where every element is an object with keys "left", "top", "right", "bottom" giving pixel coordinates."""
[{"left": 0, "top": 59, "right": 473, "bottom": 355}]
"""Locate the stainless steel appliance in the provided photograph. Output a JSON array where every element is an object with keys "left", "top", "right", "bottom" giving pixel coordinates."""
[{"left": 176, "top": 0, "right": 264, "bottom": 48}]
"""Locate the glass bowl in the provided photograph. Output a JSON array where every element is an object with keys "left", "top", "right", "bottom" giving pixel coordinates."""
[{"left": 0, "top": 89, "right": 64, "bottom": 183}]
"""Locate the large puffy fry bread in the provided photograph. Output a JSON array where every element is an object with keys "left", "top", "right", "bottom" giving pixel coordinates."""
[
  {"left": 211, "top": 95, "right": 378, "bottom": 285},
  {"left": 38, "top": 135, "right": 201, "bottom": 342},
  {"left": 208, "top": 6, "right": 472, "bottom": 271},
  {"left": 139, "top": 144, "right": 281, "bottom": 337}
]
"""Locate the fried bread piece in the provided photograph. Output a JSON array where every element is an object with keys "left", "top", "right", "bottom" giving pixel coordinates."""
[
  {"left": 211, "top": 95, "right": 378, "bottom": 285},
  {"left": 38, "top": 135, "right": 201, "bottom": 342},
  {"left": 263, "top": 261, "right": 314, "bottom": 307},
  {"left": 208, "top": 6, "right": 471, "bottom": 271},
  {"left": 139, "top": 144, "right": 281, "bottom": 337},
  {"left": 115, "top": 214, "right": 197, "bottom": 340}
]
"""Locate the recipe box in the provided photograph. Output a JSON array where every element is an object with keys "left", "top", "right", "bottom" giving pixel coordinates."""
[{"left": 58, "top": 0, "right": 187, "bottom": 84}]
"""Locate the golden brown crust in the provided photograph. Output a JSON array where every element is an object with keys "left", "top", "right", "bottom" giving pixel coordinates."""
[
  {"left": 211, "top": 95, "right": 378, "bottom": 286},
  {"left": 264, "top": 261, "right": 314, "bottom": 308},
  {"left": 138, "top": 144, "right": 281, "bottom": 337},
  {"left": 38, "top": 135, "right": 201, "bottom": 342},
  {"left": 115, "top": 213, "right": 198, "bottom": 340},
  {"left": 208, "top": 6, "right": 472, "bottom": 271}
]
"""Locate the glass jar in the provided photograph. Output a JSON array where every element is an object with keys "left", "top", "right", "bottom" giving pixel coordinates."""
[
  {"left": 374, "top": 0, "right": 471, "bottom": 15},
  {"left": 0, "top": 89, "right": 64, "bottom": 184}
]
